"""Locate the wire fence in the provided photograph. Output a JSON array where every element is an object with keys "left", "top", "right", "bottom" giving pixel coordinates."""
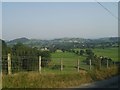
[
  {"left": 2, "top": 53, "right": 119, "bottom": 75},
  {"left": 2, "top": 54, "right": 39, "bottom": 74}
]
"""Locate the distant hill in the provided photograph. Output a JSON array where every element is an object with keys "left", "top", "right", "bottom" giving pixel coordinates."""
[
  {"left": 6, "top": 37, "right": 119, "bottom": 48},
  {"left": 92, "top": 37, "right": 119, "bottom": 43},
  {"left": 7, "top": 37, "right": 30, "bottom": 45}
]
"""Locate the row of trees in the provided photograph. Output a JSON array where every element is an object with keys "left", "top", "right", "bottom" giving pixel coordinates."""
[
  {"left": 65, "top": 49, "right": 94, "bottom": 56},
  {"left": 67, "top": 48, "right": 114, "bottom": 69},
  {"left": 47, "top": 41, "right": 119, "bottom": 53},
  {"left": 83, "top": 49, "right": 114, "bottom": 69}
]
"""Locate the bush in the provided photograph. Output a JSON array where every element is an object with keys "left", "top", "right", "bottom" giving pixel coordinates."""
[
  {"left": 51, "top": 65, "right": 65, "bottom": 70},
  {"left": 41, "top": 57, "right": 51, "bottom": 67}
]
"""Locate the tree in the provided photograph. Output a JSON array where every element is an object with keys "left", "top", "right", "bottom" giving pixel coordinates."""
[
  {"left": 86, "top": 49, "right": 94, "bottom": 56},
  {"left": 92, "top": 55, "right": 101, "bottom": 70},
  {"left": 2, "top": 40, "right": 12, "bottom": 73},
  {"left": 38, "top": 51, "right": 51, "bottom": 67},
  {"left": 85, "top": 54, "right": 101, "bottom": 70},
  {"left": 75, "top": 51, "right": 79, "bottom": 55},
  {"left": 61, "top": 49, "right": 65, "bottom": 52},
  {"left": 80, "top": 50, "right": 84, "bottom": 55},
  {"left": 2, "top": 40, "right": 11, "bottom": 55},
  {"left": 85, "top": 53, "right": 94, "bottom": 65},
  {"left": 2, "top": 42, "right": 52, "bottom": 72}
]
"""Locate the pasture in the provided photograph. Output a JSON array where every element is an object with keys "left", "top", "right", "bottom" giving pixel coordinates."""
[
  {"left": 92, "top": 48, "right": 119, "bottom": 62},
  {"left": 74, "top": 47, "right": 119, "bottom": 62},
  {"left": 43, "top": 47, "right": 119, "bottom": 73},
  {"left": 41, "top": 52, "right": 89, "bottom": 74}
]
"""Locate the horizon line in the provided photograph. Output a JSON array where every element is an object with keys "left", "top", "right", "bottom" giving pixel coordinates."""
[{"left": 2, "top": 36, "right": 119, "bottom": 41}]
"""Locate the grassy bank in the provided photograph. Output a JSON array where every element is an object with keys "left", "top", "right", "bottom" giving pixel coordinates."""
[
  {"left": 3, "top": 71, "right": 92, "bottom": 88},
  {"left": 2, "top": 66, "right": 119, "bottom": 88}
]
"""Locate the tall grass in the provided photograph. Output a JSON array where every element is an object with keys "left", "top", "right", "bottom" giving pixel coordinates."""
[
  {"left": 2, "top": 66, "right": 119, "bottom": 88},
  {"left": 88, "top": 66, "right": 119, "bottom": 81},
  {"left": 2, "top": 72, "right": 92, "bottom": 88}
]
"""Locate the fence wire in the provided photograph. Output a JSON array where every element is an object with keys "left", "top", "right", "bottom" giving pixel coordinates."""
[
  {"left": 2, "top": 54, "right": 118, "bottom": 74},
  {"left": 2, "top": 55, "right": 39, "bottom": 74}
]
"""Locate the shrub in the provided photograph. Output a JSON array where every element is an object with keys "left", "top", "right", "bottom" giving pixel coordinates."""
[{"left": 51, "top": 65, "right": 65, "bottom": 70}]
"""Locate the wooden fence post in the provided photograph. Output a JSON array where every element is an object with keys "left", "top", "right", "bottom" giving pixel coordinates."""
[
  {"left": 89, "top": 59, "right": 91, "bottom": 70},
  {"left": 60, "top": 58, "right": 63, "bottom": 71},
  {"left": 107, "top": 59, "right": 108, "bottom": 68},
  {"left": 113, "top": 61, "right": 115, "bottom": 67},
  {"left": 8, "top": 53, "right": 11, "bottom": 75},
  {"left": 100, "top": 59, "right": 101, "bottom": 69},
  {"left": 39, "top": 56, "right": 41, "bottom": 73},
  {"left": 77, "top": 59, "right": 79, "bottom": 72},
  {"left": 99, "top": 56, "right": 102, "bottom": 69}
]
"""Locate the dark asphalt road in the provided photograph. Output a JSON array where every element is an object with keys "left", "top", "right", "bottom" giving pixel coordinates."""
[{"left": 76, "top": 75, "right": 120, "bottom": 88}]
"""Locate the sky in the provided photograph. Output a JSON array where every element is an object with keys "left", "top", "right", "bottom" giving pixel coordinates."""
[
  {"left": 2, "top": 2, "right": 118, "bottom": 40},
  {"left": 1, "top": 0, "right": 120, "bottom": 2},
  {"left": 0, "top": 2, "right": 2, "bottom": 40}
]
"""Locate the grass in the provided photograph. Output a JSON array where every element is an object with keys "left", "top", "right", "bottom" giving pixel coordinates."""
[
  {"left": 0, "top": 73, "right": 1, "bottom": 89},
  {"left": 49, "top": 52, "right": 89, "bottom": 72},
  {"left": 2, "top": 71, "right": 92, "bottom": 88},
  {"left": 74, "top": 47, "right": 119, "bottom": 62},
  {"left": 88, "top": 66, "right": 119, "bottom": 81},
  {"left": 51, "top": 51, "right": 79, "bottom": 58},
  {"left": 46, "top": 47, "right": 119, "bottom": 74},
  {"left": 2, "top": 66, "right": 119, "bottom": 88},
  {"left": 92, "top": 48, "right": 119, "bottom": 61}
]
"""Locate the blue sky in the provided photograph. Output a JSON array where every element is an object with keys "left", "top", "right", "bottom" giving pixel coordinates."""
[
  {"left": 2, "top": 2, "right": 118, "bottom": 40},
  {"left": 0, "top": 5, "right": 1, "bottom": 42}
]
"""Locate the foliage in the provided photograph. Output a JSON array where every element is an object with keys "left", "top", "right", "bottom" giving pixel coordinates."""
[
  {"left": 92, "top": 48, "right": 119, "bottom": 61},
  {"left": 51, "top": 65, "right": 65, "bottom": 70},
  {"left": 86, "top": 49, "right": 94, "bottom": 56},
  {"left": 80, "top": 50, "right": 84, "bottom": 55},
  {"left": 2, "top": 41, "right": 51, "bottom": 73}
]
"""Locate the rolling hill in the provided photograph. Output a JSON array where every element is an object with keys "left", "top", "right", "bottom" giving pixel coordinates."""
[{"left": 6, "top": 37, "right": 119, "bottom": 48}]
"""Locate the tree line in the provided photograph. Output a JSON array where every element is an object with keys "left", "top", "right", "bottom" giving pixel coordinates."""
[{"left": 70, "top": 48, "right": 114, "bottom": 69}]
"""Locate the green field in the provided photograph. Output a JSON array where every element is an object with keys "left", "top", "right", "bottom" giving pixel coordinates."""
[
  {"left": 43, "top": 47, "right": 119, "bottom": 73},
  {"left": 92, "top": 48, "right": 119, "bottom": 61},
  {"left": 48, "top": 51, "right": 91, "bottom": 73},
  {"left": 74, "top": 47, "right": 119, "bottom": 62},
  {"left": 40, "top": 51, "right": 90, "bottom": 74}
]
